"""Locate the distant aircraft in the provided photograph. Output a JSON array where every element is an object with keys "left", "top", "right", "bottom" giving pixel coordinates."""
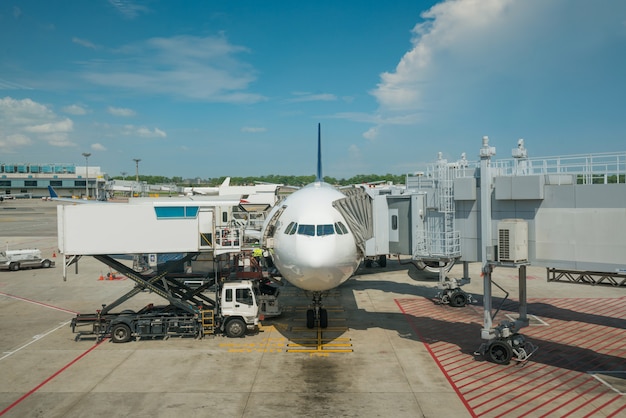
[
  {"left": 183, "top": 177, "right": 231, "bottom": 196},
  {"left": 47, "top": 186, "right": 102, "bottom": 203},
  {"left": 261, "top": 124, "right": 362, "bottom": 328}
]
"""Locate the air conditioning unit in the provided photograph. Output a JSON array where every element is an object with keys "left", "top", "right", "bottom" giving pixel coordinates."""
[{"left": 498, "top": 219, "right": 528, "bottom": 262}]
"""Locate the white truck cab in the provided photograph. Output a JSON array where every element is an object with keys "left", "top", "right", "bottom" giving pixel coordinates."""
[{"left": 219, "top": 280, "right": 259, "bottom": 337}]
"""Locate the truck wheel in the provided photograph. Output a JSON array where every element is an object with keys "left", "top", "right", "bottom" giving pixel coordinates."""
[
  {"left": 378, "top": 255, "right": 387, "bottom": 268},
  {"left": 111, "top": 323, "right": 132, "bottom": 343},
  {"left": 9, "top": 262, "right": 19, "bottom": 271},
  {"left": 225, "top": 318, "right": 246, "bottom": 338},
  {"left": 41, "top": 259, "right": 51, "bottom": 268}
]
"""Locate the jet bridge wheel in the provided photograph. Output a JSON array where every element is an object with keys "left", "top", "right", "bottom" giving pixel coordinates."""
[
  {"left": 487, "top": 339, "right": 513, "bottom": 365},
  {"left": 111, "top": 323, "right": 132, "bottom": 343},
  {"left": 449, "top": 290, "right": 468, "bottom": 307}
]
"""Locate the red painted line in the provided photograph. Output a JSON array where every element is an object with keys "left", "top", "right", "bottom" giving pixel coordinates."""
[
  {"left": 516, "top": 375, "right": 598, "bottom": 418},
  {"left": 462, "top": 362, "right": 550, "bottom": 395},
  {"left": 0, "top": 339, "right": 105, "bottom": 416},
  {"left": 607, "top": 401, "right": 626, "bottom": 418},
  {"left": 395, "top": 299, "right": 477, "bottom": 418},
  {"left": 492, "top": 371, "right": 583, "bottom": 417},
  {"left": 430, "top": 343, "right": 457, "bottom": 357},
  {"left": 583, "top": 394, "right": 623, "bottom": 418},
  {"left": 0, "top": 291, "right": 78, "bottom": 315},
  {"left": 448, "top": 361, "right": 495, "bottom": 378},
  {"left": 560, "top": 390, "right": 610, "bottom": 417},
  {"left": 538, "top": 381, "right": 603, "bottom": 418},
  {"left": 439, "top": 351, "right": 466, "bottom": 365},
  {"left": 589, "top": 298, "right": 626, "bottom": 317},
  {"left": 474, "top": 372, "right": 569, "bottom": 414}
]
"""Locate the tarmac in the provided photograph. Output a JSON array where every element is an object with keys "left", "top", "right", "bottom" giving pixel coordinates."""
[{"left": 0, "top": 199, "right": 624, "bottom": 417}]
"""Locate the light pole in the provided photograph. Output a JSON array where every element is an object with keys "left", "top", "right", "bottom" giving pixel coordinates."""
[
  {"left": 82, "top": 152, "right": 91, "bottom": 199},
  {"left": 133, "top": 158, "right": 141, "bottom": 197}
]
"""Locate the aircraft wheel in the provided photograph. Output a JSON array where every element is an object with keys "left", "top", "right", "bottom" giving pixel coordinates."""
[
  {"left": 319, "top": 309, "right": 328, "bottom": 329},
  {"left": 111, "top": 323, "right": 132, "bottom": 343},
  {"left": 306, "top": 309, "right": 315, "bottom": 329},
  {"left": 449, "top": 291, "right": 467, "bottom": 307},
  {"left": 488, "top": 340, "right": 512, "bottom": 365},
  {"left": 225, "top": 318, "right": 246, "bottom": 338}
]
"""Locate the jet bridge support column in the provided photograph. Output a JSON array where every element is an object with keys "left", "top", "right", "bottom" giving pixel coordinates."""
[
  {"left": 475, "top": 137, "right": 537, "bottom": 364},
  {"left": 479, "top": 136, "right": 496, "bottom": 339}
]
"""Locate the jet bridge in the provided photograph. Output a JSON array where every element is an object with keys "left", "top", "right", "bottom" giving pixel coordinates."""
[
  {"left": 406, "top": 137, "right": 626, "bottom": 364},
  {"left": 57, "top": 196, "right": 243, "bottom": 280}
]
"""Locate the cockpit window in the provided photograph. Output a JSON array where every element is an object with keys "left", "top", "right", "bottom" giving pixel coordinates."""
[
  {"left": 334, "top": 222, "right": 349, "bottom": 235},
  {"left": 317, "top": 224, "right": 335, "bottom": 236},
  {"left": 297, "top": 224, "right": 315, "bottom": 236},
  {"left": 284, "top": 221, "right": 298, "bottom": 235}
]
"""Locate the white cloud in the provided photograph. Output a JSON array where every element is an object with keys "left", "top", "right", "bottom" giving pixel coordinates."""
[
  {"left": 72, "top": 37, "right": 98, "bottom": 50},
  {"left": 122, "top": 125, "right": 167, "bottom": 138},
  {"left": 108, "top": 106, "right": 136, "bottom": 117},
  {"left": 0, "top": 97, "right": 76, "bottom": 149},
  {"left": 372, "top": 0, "right": 516, "bottom": 112},
  {"left": 363, "top": 126, "right": 379, "bottom": 141},
  {"left": 370, "top": 0, "right": 626, "bottom": 125},
  {"left": 241, "top": 127, "right": 267, "bottom": 133},
  {"left": 63, "top": 104, "right": 88, "bottom": 115},
  {"left": 0, "top": 134, "right": 32, "bottom": 149},
  {"left": 92, "top": 143, "right": 107, "bottom": 151},
  {"left": 81, "top": 35, "right": 263, "bottom": 103},
  {"left": 288, "top": 92, "right": 337, "bottom": 103},
  {"left": 25, "top": 118, "right": 73, "bottom": 134},
  {"left": 108, "top": 0, "right": 149, "bottom": 19},
  {"left": 348, "top": 144, "right": 362, "bottom": 160}
]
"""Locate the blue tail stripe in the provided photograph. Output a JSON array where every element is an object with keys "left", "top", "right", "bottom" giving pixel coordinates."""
[
  {"left": 48, "top": 185, "right": 59, "bottom": 198},
  {"left": 316, "top": 123, "right": 322, "bottom": 182}
]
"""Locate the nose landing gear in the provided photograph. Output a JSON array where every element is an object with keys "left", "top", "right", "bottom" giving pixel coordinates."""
[{"left": 306, "top": 292, "right": 328, "bottom": 329}]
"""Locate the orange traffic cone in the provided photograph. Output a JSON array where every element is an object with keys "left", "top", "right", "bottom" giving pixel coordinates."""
[
  {"left": 52, "top": 252, "right": 56, "bottom": 258},
  {"left": 98, "top": 274, "right": 104, "bottom": 281}
]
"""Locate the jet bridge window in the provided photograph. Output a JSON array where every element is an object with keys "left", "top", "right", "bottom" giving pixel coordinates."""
[
  {"left": 317, "top": 224, "right": 335, "bottom": 236},
  {"left": 334, "top": 222, "right": 348, "bottom": 235},
  {"left": 297, "top": 224, "right": 315, "bottom": 236},
  {"left": 284, "top": 222, "right": 298, "bottom": 235}
]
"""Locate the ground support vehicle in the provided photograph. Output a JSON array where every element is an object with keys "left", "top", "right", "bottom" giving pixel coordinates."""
[
  {"left": 70, "top": 254, "right": 259, "bottom": 342},
  {"left": 0, "top": 249, "right": 55, "bottom": 271}
]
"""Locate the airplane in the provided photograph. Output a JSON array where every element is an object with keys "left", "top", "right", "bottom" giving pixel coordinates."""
[
  {"left": 47, "top": 186, "right": 106, "bottom": 203},
  {"left": 183, "top": 177, "right": 230, "bottom": 196},
  {"left": 261, "top": 124, "right": 362, "bottom": 329}
]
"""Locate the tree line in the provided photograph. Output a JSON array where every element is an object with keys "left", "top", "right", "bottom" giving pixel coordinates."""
[{"left": 110, "top": 173, "right": 406, "bottom": 187}]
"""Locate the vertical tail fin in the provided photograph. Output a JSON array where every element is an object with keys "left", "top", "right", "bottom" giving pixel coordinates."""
[
  {"left": 48, "top": 185, "right": 59, "bottom": 198},
  {"left": 316, "top": 123, "right": 323, "bottom": 182}
]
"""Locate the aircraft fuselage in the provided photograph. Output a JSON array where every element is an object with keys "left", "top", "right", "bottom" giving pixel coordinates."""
[{"left": 264, "top": 181, "right": 361, "bottom": 292}]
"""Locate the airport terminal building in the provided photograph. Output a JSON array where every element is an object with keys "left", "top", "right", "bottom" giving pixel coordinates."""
[{"left": 0, "top": 162, "right": 107, "bottom": 199}]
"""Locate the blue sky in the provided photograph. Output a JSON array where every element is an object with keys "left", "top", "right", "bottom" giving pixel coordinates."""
[{"left": 1, "top": 0, "right": 625, "bottom": 180}]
